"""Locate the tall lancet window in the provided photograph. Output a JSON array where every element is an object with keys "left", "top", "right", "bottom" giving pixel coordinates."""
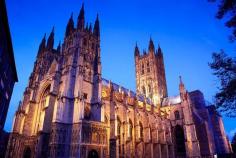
[
  {"left": 141, "top": 63, "right": 144, "bottom": 75},
  {"left": 116, "top": 117, "right": 121, "bottom": 136},
  {"left": 128, "top": 119, "right": 133, "bottom": 139},
  {"left": 116, "top": 117, "right": 122, "bottom": 156},
  {"left": 148, "top": 84, "right": 152, "bottom": 98},
  {"left": 38, "top": 86, "right": 50, "bottom": 131},
  {"left": 174, "top": 111, "right": 180, "bottom": 120},
  {"left": 147, "top": 61, "right": 150, "bottom": 73},
  {"left": 139, "top": 122, "right": 143, "bottom": 139}
]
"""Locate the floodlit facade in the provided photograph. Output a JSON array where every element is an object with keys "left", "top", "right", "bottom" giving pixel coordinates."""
[{"left": 6, "top": 4, "right": 231, "bottom": 158}]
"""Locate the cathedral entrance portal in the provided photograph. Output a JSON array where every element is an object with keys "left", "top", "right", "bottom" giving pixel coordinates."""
[
  {"left": 174, "top": 125, "right": 186, "bottom": 158},
  {"left": 88, "top": 149, "right": 99, "bottom": 158},
  {"left": 23, "top": 147, "right": 31, "bottom": 158}
]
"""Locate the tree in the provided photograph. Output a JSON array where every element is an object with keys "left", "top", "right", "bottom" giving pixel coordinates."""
[
  {"left": 210, "top": 0, "right": 236, "bottom": 41},
  {"left": 209, "top": 51, "right": 236, "bottom": 117},
  {"left": 209, "top": 0, "right": 236, "bottom": 117}
]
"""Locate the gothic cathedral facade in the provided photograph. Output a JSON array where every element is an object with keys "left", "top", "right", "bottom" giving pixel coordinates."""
[{"left": 6, "top": 5, "right": 232, "bottom": 158}]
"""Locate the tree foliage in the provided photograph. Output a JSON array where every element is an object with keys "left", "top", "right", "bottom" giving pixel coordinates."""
[
  {"left": 209, "top": 0, "right": 236, "bottom": 41},
  {"left": 210, "top": 0, "right": 236, "bottom": 41},
  {"left": 209, "top": 51, "right": 236, "bottom": 117}
]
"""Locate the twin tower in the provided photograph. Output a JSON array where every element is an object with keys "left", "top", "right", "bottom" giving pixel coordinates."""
[{"left": 135, "top": 39, "right": 168, "bottom": 105}]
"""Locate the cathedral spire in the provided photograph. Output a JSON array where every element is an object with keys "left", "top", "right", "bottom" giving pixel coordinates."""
[
  {"left": 148, "top": 37, "right": 155, "bottom": 52},
  {"left": 93, "top": 14, "right": 100, "bottom": 39},
  {"left": 134, "top": 42, "right": 140, "bottom": 56},
  {"left": 37, "top": 33, "right": 46, "bottom": 56},
  {"left": 65, "top": 13, "right": 74, "bottom": 37},
  {"left": 47, "top": 27, "right": 54, "bottom": 50},
  {"left": 77, "top": 3, "right": 85, "bottom": 30}
]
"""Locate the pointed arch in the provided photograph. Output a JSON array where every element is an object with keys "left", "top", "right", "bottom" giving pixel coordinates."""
[
  {"left": 37, "top": 85, "right": 51, "bottom": 132},
  {"left": 174, "top": 125, "right": 186, "bottom": 157},
  {"left": 23, "top": 146, "right": 31, "bottom": 158},
  {"left": 36, "top": 81, "right": 51, "bottom": 102},
  {"left": 174, "top": 110, "right": 180, "bottom": 120},
  {"left": 88, "top": 149, "right": 99, "bottom": 158}
]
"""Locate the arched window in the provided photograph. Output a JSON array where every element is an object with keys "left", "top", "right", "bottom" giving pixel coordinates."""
[
  {"left": 88, "top": 149, "right": 99, "bottom": 158},
  {"left": 128, "top": 119, "right": 133, "bottom": 139},
  {"left": 147, "top": 61, "right": 150, "bottom": 72},
  {"left": 139, "top": 122, "right": 143, "bottom": 139},
  {"left": 23, "top": 147, "right": 31, "bottom": 158},
  {"left": 174, "top": 111, "right": 180, "bottom": 120},
  {"left": 38, "top": 86, "right": 50, "bottom": 131},
  {"left": 117, "top": 117, "right": 121, "bottom": 136},
  {"left": 117, "top": 117, "right": 122, "bottom": 156},
  {"left": 84, "top": 103, "right": 91, "bottom": 120},
  {"left": 175, "top": 125, "right": 186, "bottom": 157},
  {"left": 148, "top": 84, "right": 152, "bottom": 98},
  {"left": 141, "top": 64, "right": 144, "bottom": 75},
  {"left": 142, "top": 86, "right": 146, "bottom": 96}
]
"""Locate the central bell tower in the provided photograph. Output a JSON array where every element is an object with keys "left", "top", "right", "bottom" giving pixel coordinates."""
[{"left": 134, "top": 38, "right": 167, "bottom": 105}]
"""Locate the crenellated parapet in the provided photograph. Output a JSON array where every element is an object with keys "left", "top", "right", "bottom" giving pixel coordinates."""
[{"left": 101, "top": 78, "right": 163, "bottom": 115}]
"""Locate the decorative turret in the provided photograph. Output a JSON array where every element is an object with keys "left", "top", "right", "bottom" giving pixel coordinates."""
[
  {"left": 65, "top": 13, "right": 74, "bottom": 37},
  {"left": 148, "top": 37, "right": 155, "bottom": 52},
  {"left": 179, "top": 76, "right": 186, "bottom": 95},
  {"left": 77, "top": 4, "right": 85, "bottom": 30},
  {"left": 179, "top": 76, "right": 188, "bottom": 101},
  {"left": 46, "top": 27, "right": 54, "bottom": 50},
  {"left": 37, "top": 34, "right": 46, "bottom": 56},
  {"left": 93, "top": 14, "right": 100, "bottom": 39},
  {"left": 134, "top": 42, "right": 140, "bottom": 56}
]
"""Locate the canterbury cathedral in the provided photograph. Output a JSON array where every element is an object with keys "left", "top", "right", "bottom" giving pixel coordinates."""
[{"left": 6, "top": 4, "right": 232, "bottom": 158}]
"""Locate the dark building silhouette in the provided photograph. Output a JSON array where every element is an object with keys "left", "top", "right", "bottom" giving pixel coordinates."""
[
  {"left": 0, "top": 0, "right": 18, "bottom": 157},
  {"left": 0, "top": 0, "right": 18, "bottom": 131}
]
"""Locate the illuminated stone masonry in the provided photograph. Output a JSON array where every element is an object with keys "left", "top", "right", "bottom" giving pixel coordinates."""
[{"left": 6, "top": 4, "right": 232, "bottom": 158}]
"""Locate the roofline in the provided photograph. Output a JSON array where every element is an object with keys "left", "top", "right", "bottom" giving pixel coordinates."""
[{"left": 1, "top": 0, "right": 18, "bottom": 81}]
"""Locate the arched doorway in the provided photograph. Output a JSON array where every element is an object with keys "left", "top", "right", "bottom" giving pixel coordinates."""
[
  {"left": 88, "top": 149, "right": 99, "bottom": 158},
  {"left": 174, "top": 125, "right": 186, "bottom": 157},
  {"left": 23, "top": 147, "right": 31, "bottom": 158}
]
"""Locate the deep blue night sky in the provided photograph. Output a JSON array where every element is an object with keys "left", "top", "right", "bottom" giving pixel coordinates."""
[{"left": 4, "top": 0, "right": 236, "bottom": 140}]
